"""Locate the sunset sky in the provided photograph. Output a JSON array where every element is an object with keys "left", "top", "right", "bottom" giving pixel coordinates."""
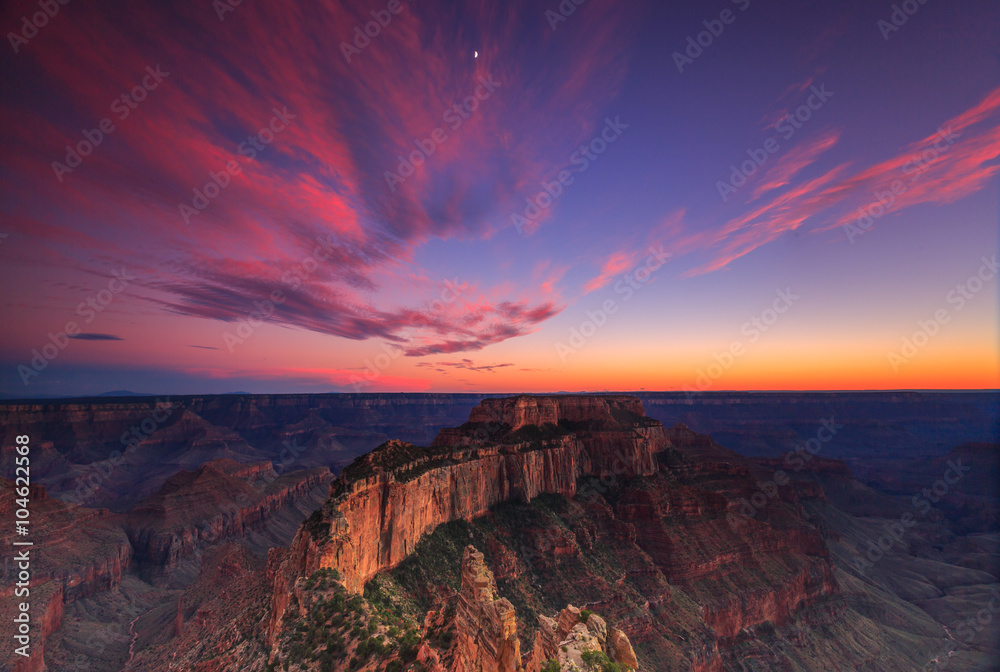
[{"left": 1, "top": 0, "right": 998, "bottom": 397}]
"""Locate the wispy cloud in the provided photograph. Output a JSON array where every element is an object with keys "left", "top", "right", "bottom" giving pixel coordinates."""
[
  {"left": 0, "top": 0, "right": 631, "bottom": 357},
  {"left": 583, "top": 251, "right": 638, "bottom": 294},
  {"left": 685, "top": 86, "right": 1000, "bottom": 276},
  {"left": 750, "top": 129, "right": 841, "bottom": 200},
  {"left": 415, "top": 358, "right": 513, "bottom": 373}
]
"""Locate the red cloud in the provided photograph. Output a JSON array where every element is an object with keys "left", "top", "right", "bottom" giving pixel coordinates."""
[
  {"left": 415, "top": 359, "right": 513, "bottom": 373},
  {"left": 583, "top": 251, "right": 638, "bottom": 294},
  {"left": 750, "top": 129, "right": 841, "bottom": 200},
  {"left": 686, "top": 86, "right": 1000, "bottom": 276},
  {"left": 2, "top": 0, "right": 631, "bottom": 356}
]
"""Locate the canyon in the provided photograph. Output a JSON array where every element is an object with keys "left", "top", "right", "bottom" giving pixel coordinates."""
[
  {"left": 0, "top": 457, "right": 330, "bottom": 672},
  {"left": 0, "top": 392, "right": 995, "bottom": 671}
]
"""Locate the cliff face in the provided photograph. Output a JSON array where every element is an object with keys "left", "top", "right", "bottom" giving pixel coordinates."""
[
  {"left": 453, "top": 546, "right": 522, "bottom": 672},
  {"left": 268, "top": 395, "right": 668, "bottom": 645},
  {"left": 265, "top": 397, "right": 841, "bottom": 663},
  {"left": 412, "top": 546, "right": 639, "bottom": 672},
  {"left": 127, "top": 459, "right": 331, "bottom": 575},
  {"left": 310, "top": 441, "right": 587, "bottom": 590},
  {"left": 466, "top": 395, "right": 647, "bottom": 431},
  {"left": 92, "top": 394, "right": 974, "bottom": 672},
  {"left": 0, "top": 394, "right": 488, "bottom": 503}
]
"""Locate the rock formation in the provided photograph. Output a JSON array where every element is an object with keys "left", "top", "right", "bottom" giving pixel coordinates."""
[
  {"left": 415, "top": 546, "right": 640, "bottom": 672},
  {"left": 268, "top": 395, "right": 668, "bottom": 645},
  {"left": 452, "top": 546, "right": 522, "bottom": 672},
  {"left": 0, "top": 480, "right": 128, "bottom": 672},
  {"left": 525, "top": 604, "right": 638, "bottom": 671}
]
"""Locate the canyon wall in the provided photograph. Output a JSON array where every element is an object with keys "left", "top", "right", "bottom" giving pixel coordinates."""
[
  {"left": 0, "top": 458, "right": 331, "bottom": 672},
  {"left": 127, "top": 459, "right": 331, "bottom": 574},
  {"left": 268, "top": 395, "right": 668, "bottom": 645}
]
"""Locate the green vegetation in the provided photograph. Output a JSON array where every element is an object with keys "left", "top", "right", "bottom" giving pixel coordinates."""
[
  {"left": 541, "top": 659, "right": 562, "bottom": 672},
  {"left": 395, "top": 455, "right": 460, "bottom": 482},
  {"left": 453, "top": 420, "right": 512, "bottom": 442},
  {"left": 303, "top": 500, "right": 342, "bottom": 541},
  {"left": 391, "top": 518, "right": 488, "bottom": 606},
  {"left": 337, "top": 438, "right": 513, "bottom": 485},
  {"left": 275, "top": 568, "right": 421, "bottom": 672},
  {"left": 508, "top": 422, "right": 569, "bottom": 444},
  {"left": 580, "top": 650, "right": 628, "bottom": 672}
]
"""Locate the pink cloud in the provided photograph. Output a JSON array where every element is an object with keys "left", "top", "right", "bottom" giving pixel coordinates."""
[
  {"left": 685, "top": 86, "right": 1000, "bottom": 276},
  {"left": 1, "top": 0, "right": 635, "bottom": 357},
  {"left": 750, "top": 129, "right": 841, "bottom": 200},
  {"left": 583, "top": 251, "right": 638, "bottom": 294}
]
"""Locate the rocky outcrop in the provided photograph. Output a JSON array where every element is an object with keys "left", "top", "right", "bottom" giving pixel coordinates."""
[
  {"left": 9, "top": 582, "right": 63, "bottom": 672},
  {"left": 608, "top": 628, "right": 639, "bottom": 669},
  {"left": 467, "top": 395, "right": 646, "bottom": 431},
  {"left": 454, "top": 395, "right": 666, "bottom": 478},
  {"left": 700, "top": 564, "right": 837, "bottom": 638},
  {"left": 417, "top": 547, "right": 641, "bottom": 672},
  {"left": 525, "top": 604, "right": 638, "bottom": 671},
  {"left": 31, "top": 392, "right": 971, "bottom": 672},
  {"left": 452, "top": 546, "right": 522, "bottom": 672},
  {"left": 123, "top": 544, "right": 274, "bottom": 672},
  {"left": 268, "top": 396, "right": 667, "bottom": 646},
  {"left": 0, "top": 394, "right": 490, "bottom": 503}
]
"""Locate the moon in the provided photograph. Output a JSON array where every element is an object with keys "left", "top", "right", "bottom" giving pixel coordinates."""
[{"left": 474, "top": 51, "right": 478, "bottom": 59}]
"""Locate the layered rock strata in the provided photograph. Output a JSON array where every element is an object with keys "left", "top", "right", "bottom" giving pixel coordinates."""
[
  {"left": 452, "top": 546, "right": 522, "bottom": 672},
  {"left": 268, "top": 395, "right": 667, "bottom": 645}
]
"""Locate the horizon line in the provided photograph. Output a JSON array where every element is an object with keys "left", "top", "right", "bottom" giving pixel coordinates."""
[{"left": 1, "top": 388, "right": 998, "bottom": 403}]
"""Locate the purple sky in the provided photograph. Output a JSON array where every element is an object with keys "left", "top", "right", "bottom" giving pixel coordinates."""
[{"left": 0, "top": 0, "right": 998, "bottom": 397}]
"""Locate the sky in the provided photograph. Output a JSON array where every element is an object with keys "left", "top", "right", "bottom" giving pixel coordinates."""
[{"left": 0, "top": 0, "right": 998, "bottom": 397}]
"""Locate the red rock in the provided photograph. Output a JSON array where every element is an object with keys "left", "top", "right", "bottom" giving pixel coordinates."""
[
  {"left": 525, "top": 604, "right": 639, "bottom": 671},
  {"left": 609, "top": 628, "right": 638, "bottom": 669},
  {"left": 267, "top": 396, "right": 667, "bottom": 645},
  {"left": 451, "top": 545, "right": 522, "bottom": 672},
  {"left": 128, "top": 458, "right": 330, "bottom": 575}
]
